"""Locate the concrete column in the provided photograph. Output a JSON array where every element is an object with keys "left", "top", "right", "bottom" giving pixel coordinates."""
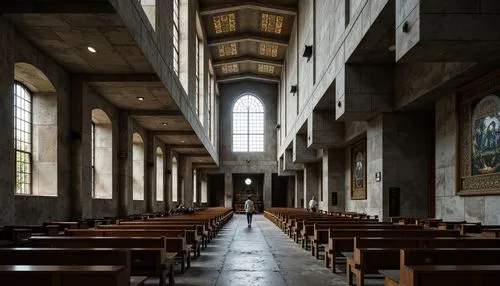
[
  {"left": 145, "top": 132, "right": 154, "bottom": 212},
  {"left": 224, "top": 172, "right": 232, "bottom": 207},
  {"left": 117, "top": 111, "right": 132, "bottom": 216},
  {"left": 304, "top": 163, "right": 319, "bottom": 209},
  {"left": 295, "top": 171, "right": 304, "bottom": 208},
  {"left": 263, "top": 171, "right": 272, "bottom": 209},
  {"left": 287, "top": 176, "right": 295, "bottom": 207},
  {"left": 0, "top": 21, "right": 15, "bottom": 225},
  {"left": 182, "top": 159, "right": 193, "bottom": 207},
  {"left": 320, "top": 149, "right": 345, "bottom": 212}
]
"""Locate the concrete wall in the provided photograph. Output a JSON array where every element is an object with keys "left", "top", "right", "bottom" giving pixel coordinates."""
[
  {"left": 435, "top": 94, "right": 500, "bottom": 224},
  {"left": 204, "top": 81, "right": 278, "bottom": 208}
]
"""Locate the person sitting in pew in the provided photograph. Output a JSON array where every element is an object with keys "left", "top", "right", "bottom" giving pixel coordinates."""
[{"left": 309, "top": 196, "right": 318, "bottom": 213}]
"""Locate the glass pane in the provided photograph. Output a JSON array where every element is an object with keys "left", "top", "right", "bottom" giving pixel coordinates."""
[
  {"left": 249, "top": 135, "right": 264, "bottom": 152},
  {"left": 233, "top": 134, "right": 248, "bottom": 152}
]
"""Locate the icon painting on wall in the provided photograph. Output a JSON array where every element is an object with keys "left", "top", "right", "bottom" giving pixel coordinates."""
[
  {"left": 471, "top": 95, "right": 500, "bottom": 175},
  {"left": 459, "top": 71, "right": 500, "bottom": 195},
  {"left": 351, "top": 141, "right": 367, "bottom": 200}
]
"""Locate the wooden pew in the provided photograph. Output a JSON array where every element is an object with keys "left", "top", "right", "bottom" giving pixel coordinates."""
[
  {"left": 350, "top": 237, "right": 500, "bottom": 286},
  {"left": 324, "top": 229, "right": 460, "bottom": 273},
  {"left": 0, "top": 265, "right": 132, "bottom": 286},
  {"left": 0, "top": 248, "right": 147, "bottom": 286},
  {"left": 29, "top": 237, "right": 175, "bottom": 284}
]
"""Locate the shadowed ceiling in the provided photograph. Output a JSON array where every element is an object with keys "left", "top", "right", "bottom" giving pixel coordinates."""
[{"left": 199, "top": 0, "right": 298, "bottom": 84}]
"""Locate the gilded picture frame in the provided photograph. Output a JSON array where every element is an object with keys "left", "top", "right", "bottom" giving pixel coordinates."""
[
  {"left": 458, "top": 70, "right": 500, "bottom": 195},
  {"left": 351, "top": 141, "right": 367, "bottom": 200}
]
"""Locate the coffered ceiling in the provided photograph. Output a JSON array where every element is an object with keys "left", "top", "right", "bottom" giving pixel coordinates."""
[{"left": 199, "top": 0, "right": 298, "bottom": 83}]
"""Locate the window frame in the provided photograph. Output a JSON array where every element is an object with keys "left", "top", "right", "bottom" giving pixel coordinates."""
[
  {"left": 14, "top": 81, "right": 33, "bottom": 195},
  {"left": 232, "top": 94, "right": 265, "bottom": 153},
  {"left": 195, "top": 35, "right": 200, "bottom": 115},
  {"left": 172, "top": 156, "right": 178, "bottom": 202},
  {"left": 172, "top": 0, "right": 180, "bottom": 75},
  {"left": 91, "top": 121, "right": 96, "bottom": 198}
]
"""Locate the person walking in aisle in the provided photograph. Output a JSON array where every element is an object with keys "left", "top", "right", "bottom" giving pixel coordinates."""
[{"left": 244, "top": 196, "right": 255, "bottom": 227}]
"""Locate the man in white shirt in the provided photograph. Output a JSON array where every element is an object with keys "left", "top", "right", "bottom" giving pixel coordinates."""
[
  {"left": 244, "top": 196, "right": 255, "bottom": 227},
  {"left": 309, "top": 196, "right": 318, "bottom": 212}
]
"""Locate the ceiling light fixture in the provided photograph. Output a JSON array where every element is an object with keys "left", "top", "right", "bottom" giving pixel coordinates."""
[
  {"left": 181, "top": 140, "right": 185, "bottom": 143},
  {"left": 162, "top": 123, "right": 168, "bottom": 126},
  {"left": 87, "top": 46, "right": 97, "bottom": 53},
  {"left": 137, "top": 96, "right": 144, "bottom": 101}
]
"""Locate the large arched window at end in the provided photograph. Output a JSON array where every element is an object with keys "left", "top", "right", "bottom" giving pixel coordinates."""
[
  {"left": 156, "top": 147, "right": 164, "bottom": 201},
  {"left": 232, "top": 94, "right": 264, "bottom": 152},
  {"left": 132, "top": 133, "right": 144, "bottom": 201},
  {"left": 172, "top": 156, "right": 178, "bottom": 202},
  {"left": 91, "top": 109, "right": 113, "bottom": 199}
]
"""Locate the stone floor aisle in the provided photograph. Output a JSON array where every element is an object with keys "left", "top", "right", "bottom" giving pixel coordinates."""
[{"left": 171, "top": 214, "right": 350, "bottom": 286}]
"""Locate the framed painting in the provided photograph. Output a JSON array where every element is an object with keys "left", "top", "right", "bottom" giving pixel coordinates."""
[
  {"left": 351, "top": 141, "right": 367, "bottom": 200},
  {"left": 458, "top": 70, "right": 500, "bottom": 195}
]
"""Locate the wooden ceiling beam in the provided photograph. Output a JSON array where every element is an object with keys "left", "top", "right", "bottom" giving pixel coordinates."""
[
  {"left": 80, "top": 74, "right": 160, "bottom": 83},
  {"left": 0, "top": 1, "right": 115, "bottom": 13},
  {"left": 200, "top": 2, "right": 297, "bottom": 16},
  {"left": 216, "top": 73, "right": 280, "bottom": 84},
  {"left": 169, "top": 144, "right": 205, "bottom": 149},
  {"left": 127, "top": 110, "right": 183, "bottom": 117},
  {"left": 213, "top": 57, "right": 283, "bottom": 67},
  {"left": 154, "top": 131, "right": 196, "bottom": 136},
  {"left": 208, "top": 34, "right": 288, "bottom": 47}
]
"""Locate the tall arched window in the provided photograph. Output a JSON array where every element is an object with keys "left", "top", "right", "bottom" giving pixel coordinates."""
[
  {"left": 156, "top": 147, "right": 164, "bottom": 201},
  {"left": 172, "top": 157, "right": 178, "bottom": 202},
  {"left": 232, "top": 94, "right": 264, "bottom": 152},
  {"left": 14, "top": 83, "right": 32, "bottom": 194}
]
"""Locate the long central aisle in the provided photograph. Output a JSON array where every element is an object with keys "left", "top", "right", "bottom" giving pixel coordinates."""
[{"left": 175, "top": 214, "right": 349, "bottom": 286}]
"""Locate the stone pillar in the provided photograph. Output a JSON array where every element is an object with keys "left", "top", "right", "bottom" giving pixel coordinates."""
[
  {"left": 263, "top": 171, "right": 272, "bottom": 209},
  {"left": 321, "top": 149, "right": 345, "bottom": 212},
  {"left": 224, "top": 172, "right": 232, "bottom": 208},
  {"left": 295, "top": 171, "right": 304, "bottom": 208},
  {"left": 0, "top": 20, "right": 15, "bottom": 225},
  {"left": 304, "top": 163, "right": 319, "bottom": 209},
  {"left": 117, "top": 111, "right": 132, "bottom": 216},
  {"left": 145, "top": 132, "right": 154, "bottom": 212},
  {"left": 287, "top": 176, "right": 295, "bottom": 207}
]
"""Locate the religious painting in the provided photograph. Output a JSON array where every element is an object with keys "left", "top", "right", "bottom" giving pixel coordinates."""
[
  {"left": 351, "top": 141, "right": 367, "bottom": 200},
  {"left": 458, "top": 70, "right": 500, "bottom": 195}
]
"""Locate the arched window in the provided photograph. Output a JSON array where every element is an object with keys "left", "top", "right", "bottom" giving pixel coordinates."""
[
  {"left": 172, "top": 157, "right": 178, "bottom": 202},
  {"left": 91, "top": 109, "right": 113, "bottom": 199},
  {"left": 193, "top": 169, "right": 197, "bottom": 203},
  {"left": 14, "top": 83, "right": 32, "bottom": 194},
  {"left": 156, "top": 147, "right": 164, "bottom": 201},
  {"left": 232, "top": 94, "right": 264, "bottom": 152},
  {"left": 132, "top": 133, "right": 144, "bottom": 201}
]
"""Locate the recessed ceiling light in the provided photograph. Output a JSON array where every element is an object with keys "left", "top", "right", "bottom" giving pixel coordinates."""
[
  {"left": 181, "top": 140, "right": 185, "bottom": 143},
  {"left": 87, "top": 46, "right": 97, "bottom": 53},
  {"left": 388, "top": 45, "right": 396, "bottom": 52},
  {"left": 162, "top": 123, "right": 168, "bottom": 126},
  {"left": 137, "top": 96, "right": 144, "bottom": 101}
]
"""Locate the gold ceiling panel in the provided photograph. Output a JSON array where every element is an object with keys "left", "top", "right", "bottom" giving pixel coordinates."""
[
  {"left": 217, "top": 43, "right": 238, "bottom": 57},
  {"left": 258, "top": 64, "right": 275, "bottom": 74},
  {"left": 259, "top": 43, "right": 279, "bottom": 57},
  {"left": 221, "top": 64, "right": 239, "bottom": 74},
  {"left": 213, "top": 13, "right": 236, "bottom": 34},
  {"left": 261, "top": 13, "right": 284, "bottom": 34}
]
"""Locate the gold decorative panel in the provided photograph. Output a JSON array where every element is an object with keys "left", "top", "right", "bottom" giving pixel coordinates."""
[
  {"left": 261, "top": 13, "right": 284, "bottom": 34},
  {"left": 217, "top": 43, "right": 238, "bottom": 57},
  {"left": 213, "top": 13, "right": 236, "bottom": 34},
  {"left": 258, "top": 64, "right": 275, "bottom": 74},
  {"left": 259, "top": 43, "right": 278, "bottom": 57},
  {"left": 221, "top": 64, "right": 239, "bottom": 74}
]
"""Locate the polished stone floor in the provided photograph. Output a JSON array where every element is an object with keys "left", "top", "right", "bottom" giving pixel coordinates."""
[{"left": 153, "top": 214, "right": 384, "bottom": 286}]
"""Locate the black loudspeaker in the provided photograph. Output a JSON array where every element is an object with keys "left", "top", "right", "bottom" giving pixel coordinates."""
[
  {"left": 331, "top": 192, "right": 338, "bottom": 206},
  {"left": 389, "top": 187, "right": 400, "bottom": 217}
]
